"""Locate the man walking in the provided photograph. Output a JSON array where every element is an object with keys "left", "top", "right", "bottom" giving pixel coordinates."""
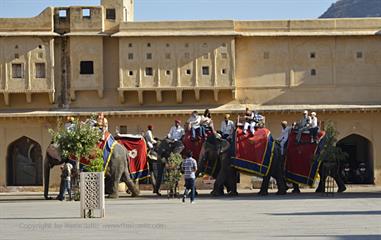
[{"left": 182, "top": 151, "right": 198, "bottom": 203}]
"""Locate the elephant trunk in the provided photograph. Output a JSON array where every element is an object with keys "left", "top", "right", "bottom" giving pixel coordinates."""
[{"left": 43, "top": 154, "right": 51, "bottom": 200}]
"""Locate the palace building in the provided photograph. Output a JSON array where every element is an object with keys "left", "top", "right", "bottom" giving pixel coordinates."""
[{"left": 1, "top": 0, "right": 380, "bottom": 190}]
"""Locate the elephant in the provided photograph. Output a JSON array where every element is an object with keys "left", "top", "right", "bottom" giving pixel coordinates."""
[
  {"left": 290, "top": 156, "right": 347, "bottom": 194},
  {"left": 198, "top": 134, "right": 287, "bottom": 196},
  {"left": 43, "top": 142, "right": 140, "bottom": 200},
  {"left": 149, "top": 138, "right": 184, "bottom": 195}
]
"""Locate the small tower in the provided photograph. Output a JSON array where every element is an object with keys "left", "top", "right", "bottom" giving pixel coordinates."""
[{"left": 101, "top": 0, "right": 134, "bottom": 32}]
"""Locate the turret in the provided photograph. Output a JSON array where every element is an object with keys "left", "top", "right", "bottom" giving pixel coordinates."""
[{"left": 101, "top": 0, "right": 134, "bottom": 32}]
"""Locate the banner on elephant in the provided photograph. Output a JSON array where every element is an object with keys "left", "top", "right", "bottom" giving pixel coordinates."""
[
  {"left": 285, "top": 131, "right": 326, "bottom": 186},
  {"left": 231, "top": 128, "right": 275, "bottom": 177},
  {"left": 116, "top": 135, "right": 149, "bottom": 181}
]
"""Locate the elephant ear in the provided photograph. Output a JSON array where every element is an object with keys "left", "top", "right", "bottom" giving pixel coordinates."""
[{"left": 46, "top": 144, "right": 61, "bottom": 161}]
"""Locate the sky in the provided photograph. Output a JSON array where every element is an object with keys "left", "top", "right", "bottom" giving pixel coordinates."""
[{"left": 0, "top": 0, "right": 337, "bottom": 21}]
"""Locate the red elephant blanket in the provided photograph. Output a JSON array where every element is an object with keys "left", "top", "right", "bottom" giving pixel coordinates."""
[
  {"left": 285, "top": 131, "right": 326, "bottom": 186},
  {"left": 182, "top": 130, "right": 213, "bottom": 161},
  {"left": 116, "top": 135, "right": 149, "bottom": 181},
  {"left": 231, "top": 128, "right": 275, "bottom": 177}
]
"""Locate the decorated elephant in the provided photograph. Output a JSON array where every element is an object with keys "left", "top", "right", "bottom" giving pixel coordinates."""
[
  {"left": 43, "top": 141, "right": 140, "bottom": 200},
  {"left": 198, "top": 132, "right": 287, "bottom": 196},
  {"left": 284, "top": 128, "right": 347, "bottom": 193},
  {"left": 149, "top": 138, "right": 184, "bottom": 195},
  {"left": 198, "top": 135, "right": 240, "bottom": 196}
]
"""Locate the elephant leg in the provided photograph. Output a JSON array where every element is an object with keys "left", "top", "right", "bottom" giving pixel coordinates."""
[
  {"left": 259, "top": 175, "right": 270, "bottom": 195},
  {"left": 316, "top": 174, "right": 326, "bottom": 193},
  {"left": 121, "top": 170, "right": 140, "bottom": 197},
  {"left": 292, "top": 183, "right": 301, "bottom": 194},
  {"left": 227, "top": 168, "right": 238, "bottom": 196},
  {"left": 109, "top": 167, "right": 124, "bottom": 199},
  {"left": 154, "top": 162, "right": 165, "bottom": 195},
  {"left": 212, "top": 167, "right": 226, "bottom": 196},
  {"left": 148, "top": 160, "right": 157, "bottom": 193},
  {"left": 274, "top": 175, "right": 287, "bottom": 195},
  {"left": 333, "top": 171, "right": 346, "bottom": 193}
]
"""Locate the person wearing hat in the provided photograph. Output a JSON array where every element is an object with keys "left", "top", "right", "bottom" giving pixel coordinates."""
[
  {"left": 64, "top": 116, "right": 76, "bottom": 132},
  {"left": 296, "top": 110, "right": 311, "bottom": 144},
  {"left": 145, "top": 125, "right": 157, "bottom": 150},
  {"left": 309, "top": 112, "right": 319, "bottom": 144},
  {"left": 220, "top": 114, "right": 235, "bottom": 140},
  {"left": 277, "top": 121, "right": 291, "bottom": 156},
  {"left": 168, "top": 119, "right": 185, "bottom": 142}
]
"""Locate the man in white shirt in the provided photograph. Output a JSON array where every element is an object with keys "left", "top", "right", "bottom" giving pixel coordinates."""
[
  {"left": 277, "top": 121, "right": 291, "bottom": 156},
  {"left": 145, "top": 125, "right": 157, "bottom": 150},
  {"left": 187, "top": 111, "right": 202, "bottom": 140},
  {"left": 168, "top": 120, "right": 185, "bottom": 141},
  {"left": 220, "top": 114, "right": 235, "bottom": 140},
  {"left": 309, "top": 112, "right": 319, "bottom": 143}
]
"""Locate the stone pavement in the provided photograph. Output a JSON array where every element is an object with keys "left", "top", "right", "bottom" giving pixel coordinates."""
[{"left": 0, "top": 188, "right": 381, "bottom": 240}]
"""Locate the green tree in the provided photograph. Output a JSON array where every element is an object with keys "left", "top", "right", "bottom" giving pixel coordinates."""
[
  {"left": 316, "top": 122, "right": 348, "bottom": 169},
  {"left": 49, "top": 118, "right": 103, "bottom": 173}
]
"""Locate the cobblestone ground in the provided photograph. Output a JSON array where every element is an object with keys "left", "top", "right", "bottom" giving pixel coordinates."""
[{"left": 0, "top": 188, "right": 381, "bottom": 240}]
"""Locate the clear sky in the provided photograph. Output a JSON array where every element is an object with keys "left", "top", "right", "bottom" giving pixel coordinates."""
[{"left": 0, "top": 0, "right": 337, "bottom": 20}]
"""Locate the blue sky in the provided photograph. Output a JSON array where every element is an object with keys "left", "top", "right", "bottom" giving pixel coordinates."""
[{"left": 0, "top": 0, "right": 337, "bottom": 20}]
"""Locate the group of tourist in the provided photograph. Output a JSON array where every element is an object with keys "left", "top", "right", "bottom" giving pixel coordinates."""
[{"left": 57, "top": 109, "right": 320, "bottom": 202}]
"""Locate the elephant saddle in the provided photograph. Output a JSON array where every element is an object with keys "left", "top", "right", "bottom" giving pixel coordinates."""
[
  {"left": 115, "top": 134, "right": 149, "bottom": 181},
  {"left": 231, "top": 128, "right": 275, "bottom": 177},
  {"left": 285, "top": 131, "right": 326, "bottom": 186}
]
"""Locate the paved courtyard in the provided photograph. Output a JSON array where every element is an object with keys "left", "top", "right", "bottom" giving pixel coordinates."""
[{"left": 0, "top": 188, "right": 381, "bottom": 240}]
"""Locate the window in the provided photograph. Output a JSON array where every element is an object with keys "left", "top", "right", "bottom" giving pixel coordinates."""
[
  {"left": 185, "top": 43, "right": 189, "bottom": 48},
  {"left": 12, "top": 64, "right": 23, "bottom": 79},
  {"left": 146, "top": 53, "right": 152, "bottom": 60},
  {"left": 15, "top": 45, "right": 18, "bottom": 49},
  {"left": 80, "top": 61, "right": 94, "bottom": 75},
  {"left": 310, "top": 69, "right": 317, "bottom": 76},
  {"left": 166, "top": 43, "right": 170, "bottom": 47},
  {"left": 222, "top": 69, "right": 227, "bottom": 75},
  {"left": 202, "top": 66, "right": 210, "bottom": 75},
  {"left": 310, "top": 52, "right": 316, "bottom": 59},
  {"left": 145, "top": 67, "right": 153, "bottom": 76},
  {"left": 221, "top": 53, "right": 228, "bottom": 59},
  {"left": 165, "top": 70, "right": 171, "bottom": 75},
  {"left": 119, "top": 125, "right": 128, "bottom": 134},
  {"left": 186, "top": 69, "right": 191, "bottom": 75},
  {"left": 128, "top": 53, "right": 134, "bottom": 60},
  {"left": 263, "top": 52, "right": 270, "bottom": 59},
  {"left": 14, "top": 53, "right": 19, "bottom": 59},
  {"left": 58, "top": 10, "right": 67, "bottom": 18},
  {"left": 128, "top": 71, "right": 134, "bottom": 76},
  {"left": 35, "top": 63, "right": 46, "bottom": 78},
  {"left": 128, "top": 43, "right": 133, "bottom": 47},
  {"left": 106, "top": 8, "right": 116, "bottom": 20},
  {"left": 82, "top": 8, "right": 91, "bottom": 18},
  {"left": 38, "top": 45, "right": 43, "bottom": 49},
  {"left": 165, "top": 53, "right": 171, "bottom": 59},
  {"left": 356, "top": 51, "right": 363, "bottom": 59},
  {"left": 147, "top": 43, "right": 151, "bottom": 47}
]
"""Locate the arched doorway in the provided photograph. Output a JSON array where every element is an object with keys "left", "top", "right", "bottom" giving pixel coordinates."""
[
  {"left": 6, "top": 136, "right": 43, "bottom": 186},
  {"left": 337, "top": 134, "right": 373, "bottom": 184}
]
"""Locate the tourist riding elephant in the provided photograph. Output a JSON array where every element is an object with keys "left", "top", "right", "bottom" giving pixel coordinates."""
[
  {"left": 43, "top": 142, "right": 140, "bottom": 200},
  {"left": 149, "top": 138, "right": 184, "bottom": 195},
  {"left": 199, "top": 135, "right": 287, "bottom": 196}
]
